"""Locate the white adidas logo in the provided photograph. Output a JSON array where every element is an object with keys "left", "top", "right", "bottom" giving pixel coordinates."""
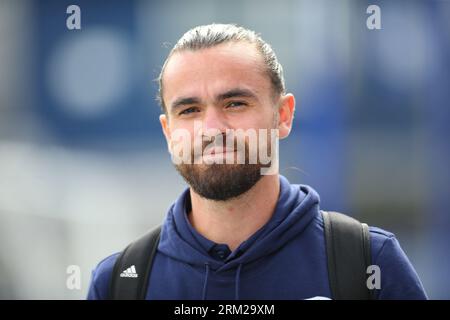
[{"left": 120, "top": 265, "right": 138, "bottom": 278}]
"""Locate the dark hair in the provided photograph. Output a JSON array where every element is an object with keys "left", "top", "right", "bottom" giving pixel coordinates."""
[{"left": 157, "top": 23, "right": 286, "bottom": 112}]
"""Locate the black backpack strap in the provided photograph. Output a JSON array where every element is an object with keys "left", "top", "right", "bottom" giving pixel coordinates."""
[
  {"left": 321, "top": 210, "right": 373, "bottom": 300},
  {"left": 109, "top": 225, "right": 162, "bottom": 300}
]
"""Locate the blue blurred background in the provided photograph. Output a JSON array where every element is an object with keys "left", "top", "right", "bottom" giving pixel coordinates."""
[{"left": 0, "top": 0, "right": 449, "bottom": 299}]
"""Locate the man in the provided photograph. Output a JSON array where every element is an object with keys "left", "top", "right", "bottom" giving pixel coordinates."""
[{"left": 87, "top": 24, "right": 427, "bottom": 300}]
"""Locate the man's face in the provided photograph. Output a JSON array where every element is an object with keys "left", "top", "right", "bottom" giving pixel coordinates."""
[{"left": 160, "top": 41, "right": 288, "bottom": 201}]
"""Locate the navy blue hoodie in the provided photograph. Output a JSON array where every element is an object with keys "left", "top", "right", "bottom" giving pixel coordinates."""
[{"left": 87, "top": 175, "right": 427, "bottom": 300}]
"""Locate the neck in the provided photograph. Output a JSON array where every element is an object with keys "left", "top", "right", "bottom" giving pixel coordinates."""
[{"left": 187, "top": 174, "right": 280, "bottom": 252}]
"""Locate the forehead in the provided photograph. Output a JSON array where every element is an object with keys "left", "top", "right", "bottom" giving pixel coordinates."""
[{"left": 162, "top": 42, "right": 271, "bottom": 105}]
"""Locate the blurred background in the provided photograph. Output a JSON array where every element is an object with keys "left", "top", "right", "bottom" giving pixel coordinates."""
[{"left": 0, "top": 0, "right": 449, "bottom": 299}]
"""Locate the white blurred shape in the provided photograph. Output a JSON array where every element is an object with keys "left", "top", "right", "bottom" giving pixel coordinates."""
[
  {"left": 46, "top": 28, "right": 131, "bottom": 119},
  {"left": 0, "top": 141, "right": 184, "bottom": 298}
]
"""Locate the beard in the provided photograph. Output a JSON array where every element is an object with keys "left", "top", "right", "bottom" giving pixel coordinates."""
[
  {"left": 172, "top": 115, "right": 279, "bottom": 201},
  {"left": 175, "top": 161, "right": 264, "bottom": 201},
  {"left": 174, "top": 131, "right": 275, "bottom": 201}
]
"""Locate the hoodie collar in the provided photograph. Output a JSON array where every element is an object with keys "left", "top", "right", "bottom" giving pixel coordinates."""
[{"left": 158, "top": 174, "right": 320, "bottom": 272}]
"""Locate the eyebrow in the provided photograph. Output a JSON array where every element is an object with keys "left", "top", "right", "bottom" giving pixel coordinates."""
[
  {"left": 216, "top": 88, "right": 258, "bottom": 101},
  {"left": 170, "top": 88, "right": 258, "bottom": 114},
  {"left": 170, "top": 97, "right": 201, "bottom": 113}
]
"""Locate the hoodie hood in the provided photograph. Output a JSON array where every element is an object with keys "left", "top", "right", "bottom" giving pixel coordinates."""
[{"left": 158, "top": 175, "right": 321, "bottom": 299}]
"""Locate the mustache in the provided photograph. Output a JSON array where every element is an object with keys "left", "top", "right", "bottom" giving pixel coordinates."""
[
  {"left": 196, "top": 132, "right": 241, "bottom": 153},
  {"left": 169, "top": 126, "right": 279, "bottom": 174}
]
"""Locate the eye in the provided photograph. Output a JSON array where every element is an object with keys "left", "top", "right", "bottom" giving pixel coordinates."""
[
  {"left": 179, "top": 106, "right": 200, "bottom": 115},
  {"left": 226, "top": 101, "right": 247, "bottom": 109}
]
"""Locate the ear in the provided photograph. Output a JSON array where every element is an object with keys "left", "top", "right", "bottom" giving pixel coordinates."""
[
  {"left": 277, "top": 93, "right": 296, "bottom": 139},
  {"left": 159, "top": 113, "right": 172, "bottom": 152}
]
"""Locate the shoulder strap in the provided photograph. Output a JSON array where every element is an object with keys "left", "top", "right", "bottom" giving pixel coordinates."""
[
  {"left": 109, "top": 225, "right": 161, "bottom": 300},
  {"left": 109, "top": 212, "right": 372, "bottom": 300},
  {"left": 321, "top": 210, "right": 373, "bottom": 300}
]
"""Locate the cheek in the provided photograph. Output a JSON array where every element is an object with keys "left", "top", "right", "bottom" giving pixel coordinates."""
[
  {"left": 250, "top": 108, "right": 277, "bottom": 130},
  {"left": 168, "top": 119, "right": 194, "bottom": 134},
  {"left": 232, "top": 107, "right": 275, "bottom": 130}
]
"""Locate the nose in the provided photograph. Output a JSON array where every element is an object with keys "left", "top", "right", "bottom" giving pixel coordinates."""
[{"left": 202, "top": 106, "right": 227, "bottom": 135}]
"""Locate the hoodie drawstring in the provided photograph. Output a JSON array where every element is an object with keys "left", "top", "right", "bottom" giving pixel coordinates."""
[
  {"left": 202, "top": 262, "right": 210, "bottom": 300},
  {"left": 235, "top": 263, "right": 243, "bottom": 300},
  {"left": 202, "top": 262, "right": 243, "bottom": 300}
]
